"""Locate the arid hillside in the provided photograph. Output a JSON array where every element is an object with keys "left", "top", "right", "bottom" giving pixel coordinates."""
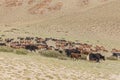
[
  {"left": 0, "top": 0, "right": 114, "bottom": 23},
  {"left": 0, "top": 0, "right": 120, "bottom": 49},
  {"left": 0, "top": 1, "right": 120, "bottom": 80}
]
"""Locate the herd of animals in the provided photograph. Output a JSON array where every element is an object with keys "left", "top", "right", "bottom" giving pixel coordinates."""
[{"left": 0, "top": 36, "right": 120, "bottom": 62}]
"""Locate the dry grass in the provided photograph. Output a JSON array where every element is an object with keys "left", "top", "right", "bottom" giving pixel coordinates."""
[
  {"left": 15, "top": 49, "right": 28, "bottom": 55},
  {"left": 0, "top": 46, "right": 14, "bottom": 52},
  {"left": 107, "top": 56, "right": 118, "bottom": 60},
  {"left": 0, "top": 46, "right": 29, "bottom": 55},
  {"left": 0, "top": 52, "right": 119, "bottom": 80},
  {"left": 39, "top": 50, "right": 68, "bottom": 60}
]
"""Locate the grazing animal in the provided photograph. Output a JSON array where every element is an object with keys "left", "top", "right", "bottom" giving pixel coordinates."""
[
  {"left": 88, "top": 53, "right": 105, "bottom": 62},
  {"left": 65, "top": 48, "right": 80, "bottom": 57},
  {"left": 71, "top": 53, "right": 81, "bottom": 60},
  {"left": 112, "top": 53, "right": 120, "bottom": 59},
  {"left": 25, "top": 45, "right": 38, "bottom": 52},
  {"left": 0, "top": 42, "right": 6, "bottom": 46},
  {"left": 5, "top": 38, "right": 14, "bottom": 43},
  {"left": 58, "top": 50, "right": 63, "bottom": 54},
  {"left": 65, "top": 49, "right": 72, "bottom": 57}
]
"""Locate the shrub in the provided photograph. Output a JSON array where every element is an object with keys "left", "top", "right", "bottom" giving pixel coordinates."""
[
  {"left": 15, "top": 49, "right": 28, "bottom": 55},
  {"left": 107, "top": 56, "right": 118, "bottom": 60},
  {"left": 57, "top": 56, "right": 68, "bottom": 60},
  {"left": 39, "top": 50, "right": 67, "bottom": 59},
  {"left": 0, "top": 46, "right": 14, "bottom": 52}
]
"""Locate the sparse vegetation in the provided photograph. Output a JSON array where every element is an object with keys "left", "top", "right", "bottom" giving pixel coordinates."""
[
  {"left": 25, "top": 32, "right": 30, "bottom": 34},
  {"left": 1, "top": 34, "right": 5, "bottom": 37},
  {"left": 15, "top": 49, "right": 28, "bottom": 55},
  {"left": 0, "top": 47, "right": 28, "bottom": 55},
  {"left": 39, "top": 50, "right": 67, "bottom": 60},
  {"left": 11, "top": 28, "right": 19, "bottom": 31},
  {"left": 0, "top": 46, "right": 14, "bottom": 52},
  {"left": 107, "top": 56, "right": 118, "bottom": 60},
  {"left": 57, "top": 56, "right": 68, "bottom": 60},
  {"left": 80, "top": 54, "right": 87, "bottom": 60}
]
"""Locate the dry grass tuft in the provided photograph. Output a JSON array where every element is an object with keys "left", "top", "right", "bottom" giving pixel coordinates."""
[
  {"left": 39, "top": 50, "right": 68, "bottom": 60},
  {"left": 0, "top": 46, "right": 14, "bottom": 52},
  {"left": 15, "top": 49, "right": 28, "bottom": 55},
  {"left": 107, "top": 56, "right": 118, "bottom": 60}
]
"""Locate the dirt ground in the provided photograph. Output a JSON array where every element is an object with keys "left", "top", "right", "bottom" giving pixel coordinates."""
[{"left": 0, "top": 52, "right": 119, "bottom": 80}]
